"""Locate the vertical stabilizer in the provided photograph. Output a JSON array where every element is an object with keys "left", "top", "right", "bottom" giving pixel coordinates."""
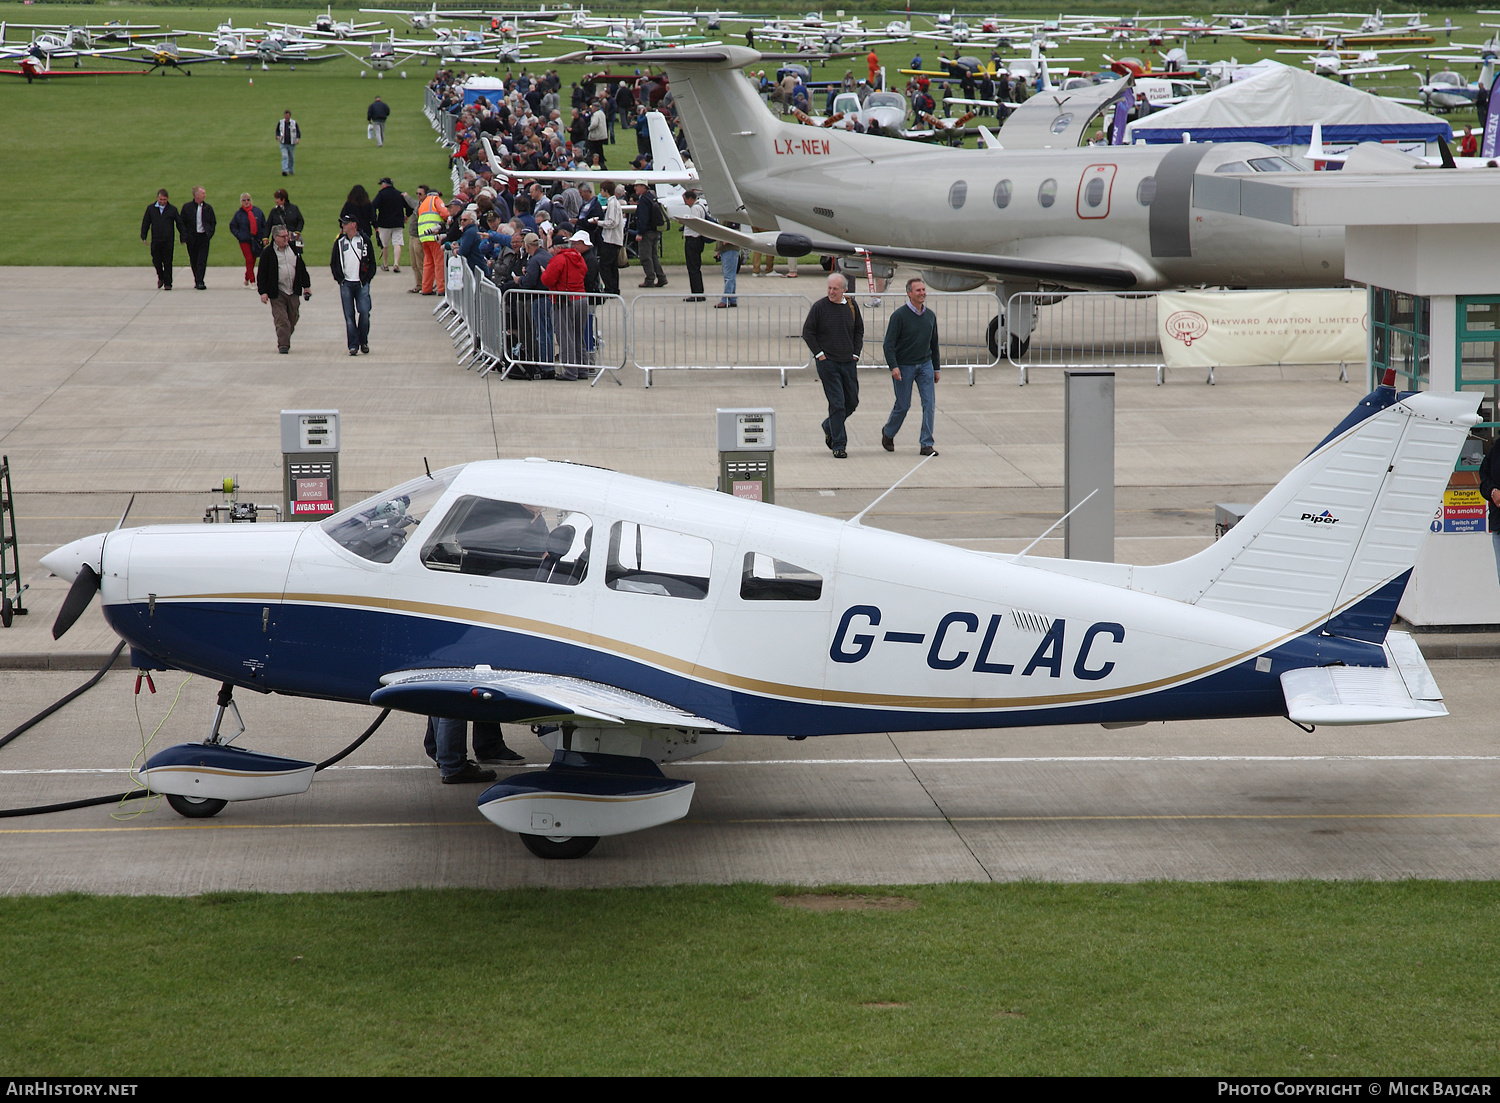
[{"left": 1131, "top": 388, "right": 1480, "bottom": 634}]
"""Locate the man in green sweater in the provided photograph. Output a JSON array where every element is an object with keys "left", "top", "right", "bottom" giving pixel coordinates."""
[{"left": 881, "top": 276, "right": 941, "bottom": 457}]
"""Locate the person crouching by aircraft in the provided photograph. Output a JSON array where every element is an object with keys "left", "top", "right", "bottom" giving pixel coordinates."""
[
  {"left": 257, "top": 225, "right": 311, "bottom": 355},
  {"left": 331, "top": 215, "right": 375, "bottom": 357},
  {"left": 228, "top": 194, "right": 266, "bottom": 289}
]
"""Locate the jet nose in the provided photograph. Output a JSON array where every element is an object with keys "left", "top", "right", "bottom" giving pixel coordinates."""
[{"left": 39, "top": 532, "right": 107, "bottom": 584}]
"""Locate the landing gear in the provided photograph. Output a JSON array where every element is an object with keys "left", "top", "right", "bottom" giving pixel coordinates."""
[
  {"left": 520, "top": 833, "right": 599, "bottom": 859},
  {"left": 988, "top": 316, "right": 1030, "bottom": 360},
  {"left": 166, "top": 793, "right": 228, "bottom": 818}
]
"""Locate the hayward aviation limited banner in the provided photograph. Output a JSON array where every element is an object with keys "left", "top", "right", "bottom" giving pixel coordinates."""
[{"left": 1155, "top": 289, "right": 1367, "bottom": 369}]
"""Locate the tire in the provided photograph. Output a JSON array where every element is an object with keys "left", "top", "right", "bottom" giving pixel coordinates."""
[
  {"left": 989, "top": 316, "right": 1030, "bottom": 360},
  {"left": 165, "top": 793, "right": 228, "bottom": 819},
  {"left": 520, "top": 833, "right": 599, "bottom": 859}
]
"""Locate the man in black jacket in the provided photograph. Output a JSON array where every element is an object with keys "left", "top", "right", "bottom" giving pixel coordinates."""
[
  {"left": 140, "top": 189, "right": 178, "bottom": 290},
  {"left": 631, "top": 180, "right": 666, "bottom": 287},
  {"left": 257, "top": 225, "right": 312, "bottom": 354},
  {"left": 801, "top": 273, "right": 865, "bottom": 459},
  {"left": 367, "top": 95, "right": 390, "bottom": 147},
  {"left": 178, "top": 187, "right": 216, "bottom": 291},
  {"left": 371, "top": 177, "right": 413, "bottom": 273}
]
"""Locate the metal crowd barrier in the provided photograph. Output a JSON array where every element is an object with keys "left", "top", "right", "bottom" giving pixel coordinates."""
[
  {"left": 1006, "top": 292, "right": 1165, "bottom": 386},
  {"left": 473, "top": 277, "right": 505, "bottom": 374},
  {"left": 499, "top": 288, "right": 628, "bottom": 386},
  {"left": 853, "top": 289, "right": 1002, "bottom": 386},
  {"left": 436, "top": 111, "right": 457, "bottom": 148},
  {"left": 629, "top": 292, "right": 815, "bottom": 387}
]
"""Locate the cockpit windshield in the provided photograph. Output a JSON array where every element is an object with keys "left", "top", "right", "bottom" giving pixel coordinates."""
[
  {"left": 320, "top": 467, "right": 461, "bottom": 563},
  {"left": 867, "top": 92, "right": 905, "bottom": 110}
]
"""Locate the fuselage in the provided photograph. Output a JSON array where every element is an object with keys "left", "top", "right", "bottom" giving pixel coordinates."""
[{"left": 70, "top": 460, "right": 1372, "bottom": 738}]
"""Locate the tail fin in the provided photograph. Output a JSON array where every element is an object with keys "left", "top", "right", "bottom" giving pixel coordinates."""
[
  {"left": 1131, "top": 388, "right": 1480, "bottom": 635},
  {"left": 646, "top": 46, "right": 913, "bottom": 224},
  {"left": 645, "top": 110, "right": 686, "bottom": 175}
]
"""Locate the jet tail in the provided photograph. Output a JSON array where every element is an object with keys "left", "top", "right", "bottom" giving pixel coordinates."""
[{"left": 1130, "top": 387, "right": 1480, "bottom": 637}]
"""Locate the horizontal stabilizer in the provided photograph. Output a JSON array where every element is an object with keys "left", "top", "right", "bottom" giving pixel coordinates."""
[
  {"left": 1280, "top": 632, "right": 1447, "bottom": 725},
  {"left": 374, "top": 666, "right": 737, "bottom": 732}
]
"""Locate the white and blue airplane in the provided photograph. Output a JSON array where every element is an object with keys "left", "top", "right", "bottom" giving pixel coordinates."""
[{"left": 39, "top": 387, "right": 1479, "bottom": 858}]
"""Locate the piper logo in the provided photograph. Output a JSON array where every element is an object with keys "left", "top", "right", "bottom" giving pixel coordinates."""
[{"left": 1300, "top": 510, "right": 1340, "bottom": 525}]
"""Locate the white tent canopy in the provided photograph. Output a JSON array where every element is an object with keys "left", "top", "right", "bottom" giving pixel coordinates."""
[{"left": 1125, "top": 62, "right": 1451, "bottom": 154}]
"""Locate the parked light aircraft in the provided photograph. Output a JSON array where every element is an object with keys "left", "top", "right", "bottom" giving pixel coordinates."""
[
  {"left": 269, "top": 6, "right": 385, "bottom": 40},
  {"left": 1276, "top": 45, "right": 1417, "bottom": 81},
  {"left": 645, "top": 45, "right": 1350, "bottom": 350},
  {"left": 39, "top": 389, "right": 1479, "bottom": 858}
]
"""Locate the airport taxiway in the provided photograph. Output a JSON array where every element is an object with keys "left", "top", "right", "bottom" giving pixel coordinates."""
[{"left": 1, "top": 267, "right": 1497, "bottom": 891}]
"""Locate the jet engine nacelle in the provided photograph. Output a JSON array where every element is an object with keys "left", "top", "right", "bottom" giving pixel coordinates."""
[{"left": 920, "top": 268, "right": 988, "bottom": 292}]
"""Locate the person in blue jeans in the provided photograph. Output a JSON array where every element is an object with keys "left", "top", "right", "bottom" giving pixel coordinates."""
[
  {"left": 330, "top": 216, "right": 373, "bottom": 355},
  {"left": 881, "top": 276, "right": 942, "bottom": 456},
  {"left": 715, "top": 223, "right": 740, "bottom": 307}
]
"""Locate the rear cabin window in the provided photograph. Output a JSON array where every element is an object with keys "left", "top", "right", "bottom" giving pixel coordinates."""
[
  {"left": 606, "top": 521, "right": 712, "bottom": 600},
  {"left": 740, "top": 553, "right": 823, "bottom": 601},
  {"left": 1038, "top": 178, "right": 1057, "bottom": 207},
  {"left": 420, "top": 497, "right": 591, "bottom": 585}
]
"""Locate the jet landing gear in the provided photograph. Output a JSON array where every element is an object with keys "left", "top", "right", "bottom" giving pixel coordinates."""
[
  {"left": 987, "top": 315, "right": 1030, "bottom": 361},
  {"left": 141, "top": 682, "right": 317, "bottom": 819}
]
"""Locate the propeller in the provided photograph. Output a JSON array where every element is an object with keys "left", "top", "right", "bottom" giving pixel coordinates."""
[{"left": 52, "top": 564, "right": 100, "bottom": 640}]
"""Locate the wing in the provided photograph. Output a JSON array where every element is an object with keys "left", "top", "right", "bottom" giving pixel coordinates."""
[
  {"left": 677, "top": 216, "right": 1141, "bottom": 290},
  {"left": 372, "top": 666, "right": 739, "bottom": 732}
]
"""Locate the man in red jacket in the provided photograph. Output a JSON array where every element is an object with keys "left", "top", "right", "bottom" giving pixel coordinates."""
[{"left": 541, "top": 230, "right": 591, "bottom": 380}]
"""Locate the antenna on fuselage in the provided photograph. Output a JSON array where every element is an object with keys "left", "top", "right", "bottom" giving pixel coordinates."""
[
  {"left": 423, "top": 456, "right": 433, "bottom": 480},
  {"left": 1010, "top": 487, "right": 1096, "bottom": 561},
  {"left": 847, "top": 454, "right": 934, "bottom": 526}
]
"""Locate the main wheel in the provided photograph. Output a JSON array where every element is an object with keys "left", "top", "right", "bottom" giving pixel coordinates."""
[
  {"left": 987, "top": 316, "right": 1000, "bottom": 359},
  {"left": 165, "top": 793, "right": 228, "bottom": 819},
  {"left": 520, "top": 833, "right": 599, "bottom": 859}
]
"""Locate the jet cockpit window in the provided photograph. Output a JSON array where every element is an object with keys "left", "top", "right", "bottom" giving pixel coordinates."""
[
  {"left": 740, "top": 553, "right": 823, "bottom": 601},
  {"left": 320, "top": 468, "right": 459, "bottom": 564},
  {"left": 993, "top": 179, "right": 1013, "bottom": 209},
  {"left": 420, "top": 497, "right": 591, "bottom": 585},
  {"left": 606, "top": 522, "right": 711, "bottom": 600},
  {"left": 1213, "top": 161, "right": 1251, "bottom": 174},
  {"left": 1247, "top": 156, "right": 1304, "bottom": 173},
  {"left": 1038, "top": 178, "right": 1057, "bottom": 207}
]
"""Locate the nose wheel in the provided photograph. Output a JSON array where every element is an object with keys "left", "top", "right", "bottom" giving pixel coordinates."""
[{"left": 520, "top": 833, "right": 599, "bottom": 859}]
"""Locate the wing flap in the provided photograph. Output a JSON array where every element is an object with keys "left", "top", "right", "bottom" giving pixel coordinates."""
[{"left": 373, "top": 666, "right": 737, "bottom": 732}]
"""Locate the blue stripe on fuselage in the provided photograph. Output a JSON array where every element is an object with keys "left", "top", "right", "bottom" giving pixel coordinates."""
[{"left": 104, "top": 598, "right": 1384, "bottom": 736}]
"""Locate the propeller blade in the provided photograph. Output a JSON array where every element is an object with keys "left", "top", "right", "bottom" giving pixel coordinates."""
[
  {"left": 115, "top": 493, "right": 137, "bottom": 530},
  {"left": 52, "top": 564, "right": 100, "bottom": 640}
]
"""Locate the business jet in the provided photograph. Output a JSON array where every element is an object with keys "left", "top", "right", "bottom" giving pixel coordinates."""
[
  {"left": 634, "top": 45, "right": 1360, "bottom": 353},
  {"left": 40, "top": 388, "right": 1479, "bottom": 859}
]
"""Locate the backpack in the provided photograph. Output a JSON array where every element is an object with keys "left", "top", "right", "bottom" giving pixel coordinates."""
[{"left": 650, "top": 196, "right": 669, "bottom": 232}]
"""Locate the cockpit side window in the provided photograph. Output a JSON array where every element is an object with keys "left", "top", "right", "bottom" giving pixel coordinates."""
[
  {"left": 606, "top": 521, "right": 711, "bottom": 600},
  {"left": 320, "top": 469, "right": 459, "bottom": 564},
  {"left": 421, "top": 496, "right": 591, "bottom": 586},
  {"left": 739, "top": 553, "right": 823, "bottom": 601}
]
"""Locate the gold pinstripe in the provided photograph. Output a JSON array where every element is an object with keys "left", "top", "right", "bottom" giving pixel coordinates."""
[{"left": 150, "top": 583, "right": 1391, "bottom": 712}]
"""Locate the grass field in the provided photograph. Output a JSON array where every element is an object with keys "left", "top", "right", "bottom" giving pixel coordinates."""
[
  {"left": 2, "top": 881, "right": 1499, "bottom": 1075},
  {"left": 0, "top": 3, "right": 1486, "bottom": 269}
]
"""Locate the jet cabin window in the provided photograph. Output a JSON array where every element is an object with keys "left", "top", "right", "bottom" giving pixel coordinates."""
[
  {"left": 1137, "top": 176, "right": 1157, "bottom": 206},
  {"left": 740, "top": 553, "right": 823, "bottom": 602},
  {"left": 1038, "top": 179, "right": 1057, "bottom": 208},
  {"left": 993, "top": 179, "right": 1012, "bottom": 209},
  {"left": 606, "top": 521, "right": 712, "bottom": 600},
  {"left": 320, "top": 469, "right": 459, "bottom": 564},
  {"left": 948, "top": 180, "right": 967, "bottom": 209},
  {"left": 420, "top": 497, "right": 591, "bottom": 586}
]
